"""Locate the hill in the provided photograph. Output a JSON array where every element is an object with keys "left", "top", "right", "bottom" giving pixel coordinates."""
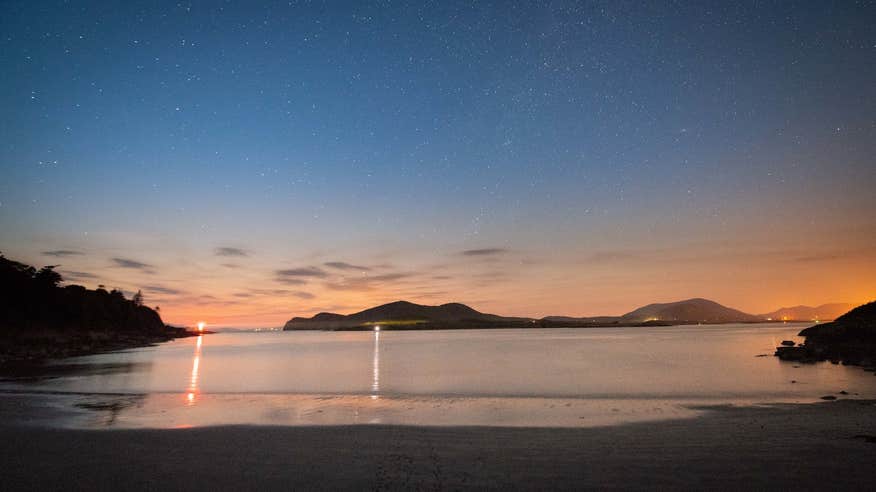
[
  {"left": 284, "top": 300, "right": 531, "bottom": 330},
  {"left": 620, "top": 298, "right": 761, "bottom": 324},
  {"left": 0, "top": 254, "right": 195, "bottom": 363},
  {"left": 758, "top": 303, "right": 853, "bottom": 322},
  {"left": 284, "top": 298, "right": 765, "bottom": 331}
]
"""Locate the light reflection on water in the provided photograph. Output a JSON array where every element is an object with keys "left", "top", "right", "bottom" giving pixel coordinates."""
[
  {"left": 186, "top": 335, "right": 203, "bottom": 406},
  {"left": 371, "top": 330, "right": 380, "bottom": 399},
  {"left": 3, "top": 323, "right": 876, "bottom": 429}
]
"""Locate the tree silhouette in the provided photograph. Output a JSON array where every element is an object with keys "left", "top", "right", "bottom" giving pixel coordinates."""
[
  {"left": 34, "top": 265, "right": 62, "bottom": 288},
  {"left": 132, "top": 290, "right": 144, "bottom": 306}
]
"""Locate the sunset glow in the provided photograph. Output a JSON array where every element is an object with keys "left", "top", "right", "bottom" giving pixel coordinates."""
[{"left": 0, "top": 1, "right": 873, "bottom": 328}]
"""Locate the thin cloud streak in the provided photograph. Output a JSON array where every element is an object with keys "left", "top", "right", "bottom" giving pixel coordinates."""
[
  {"left": 111, "top": 258, "right": 155, "bottom": 273},
  {"left": 276, "top": 267, "right": 328, "bottom": 278},
  {"left": 42, "top": 250, "right": 84, "bottom": 257},
  {"left": 324, "top": 261, "right": 371, "bottom": 271},
  {"left": 215, "top": 247, "right": 249, "bottom": 257}
]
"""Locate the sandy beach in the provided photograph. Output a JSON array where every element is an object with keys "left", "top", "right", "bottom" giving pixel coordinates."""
[{"left": 2, "top": 395, "right": 875, "bottom": 490}]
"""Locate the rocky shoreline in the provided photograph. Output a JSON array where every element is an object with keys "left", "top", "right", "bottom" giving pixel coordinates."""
[
  {"left": 775, "top": 301, "right": 876, "bottom": 368},
  {"left": 0, "top": 327, "right": 207, "bottom": 367}
]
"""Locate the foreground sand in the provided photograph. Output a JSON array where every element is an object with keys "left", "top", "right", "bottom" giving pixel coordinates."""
[{"left": 2, "top": 398, "right": 875, "bottom": 490}]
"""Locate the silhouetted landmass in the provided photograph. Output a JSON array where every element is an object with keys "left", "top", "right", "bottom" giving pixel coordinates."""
[
  {"left": 283, "top": 298, "right": 759, "bottom": 331},
  {"left": 0, "top": 254, "right": 197, "bottom": 364},
  {"left": 620, "top": 298, "right": 762, "bottom": 324},
  {"left": 758, "top": 303, "right": 854, "bottom": 322},
  {"left": 776, "top": 301, "right": 876, "bottom": 365},
  {"left": 284, "top": 300, "right": 533, "bottom": 330}
]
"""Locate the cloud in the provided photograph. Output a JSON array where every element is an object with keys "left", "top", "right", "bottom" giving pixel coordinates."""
[
  {"left": 276, "top": 267, "right": 328, "bottom": 278},
  {"left": 62, "top": 271, "right": 97, "bottom": 281},
  {"left": 324, "top": 261, "right": 371, "bottom": 271},
  {"left": 250, "top": 289, "right": 294, "bottom": 296},
  {"left": 276, "top": 277, "right": 307, "bottom": 285},
  {"left": 143, "top": 284, "right": 184, "bottom": 295},
  {"left": 291, "top": 291, "right": 315, "bottom": 299},
  {"left": 42, "top": 250, "right": 83, "bottom": 257},
  {"left": 215, "top": 247, "right": 249, "bottom": 257},
  {"left": 460, "top": 248, "right": 509, "bottom": 257},
  {"left": 111, "top": 258, "right": 155, "bottom": 273},
  {"left": 324, "top": 272, "right": 412, "bottom": 291}
]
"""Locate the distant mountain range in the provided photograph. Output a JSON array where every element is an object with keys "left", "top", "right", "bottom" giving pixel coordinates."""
[
  {"left": 283, "top": 298, "right": 856, "bottom": 331},
  {"left": 757, "top": 303, "right": 854, "bottom": 322}
]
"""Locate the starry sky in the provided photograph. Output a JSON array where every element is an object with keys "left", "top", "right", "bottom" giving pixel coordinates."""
[{"left": 1, "top": 1, "right": 875, "bottom": 328}]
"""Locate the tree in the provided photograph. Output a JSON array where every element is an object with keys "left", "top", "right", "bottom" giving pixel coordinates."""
[
  {"left": 132, "top": 290, "right": 144, "bottom": 306},
  {"left": 34, "top": 265, "right": 63, "bottom": 288}
]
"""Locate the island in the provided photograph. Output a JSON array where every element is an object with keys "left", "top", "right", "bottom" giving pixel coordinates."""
[{"left": 283, "top": 297, "right": 803, "bottom": 331}]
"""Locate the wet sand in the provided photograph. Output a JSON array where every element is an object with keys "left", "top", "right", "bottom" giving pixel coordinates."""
[{"left": 2, "top": 397, "right": 875, "bottom": 490}]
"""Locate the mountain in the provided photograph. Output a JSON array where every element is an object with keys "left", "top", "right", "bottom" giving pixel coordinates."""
[
  {"left": 284, "top": 300, "right": 531, "bottom": 330},
  {"left": 620, "top": 298, "right": 761, "bottom": 324},
  {"left": 285, "top": 297, "right": 766, "bottom": 331},
  {"left": 758, "top": 303, "right": 854, "bottom": 322}
]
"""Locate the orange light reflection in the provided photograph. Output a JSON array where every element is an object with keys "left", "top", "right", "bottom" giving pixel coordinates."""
[{"left": 186, "top": 334, "right": 203, "bottom": 406}]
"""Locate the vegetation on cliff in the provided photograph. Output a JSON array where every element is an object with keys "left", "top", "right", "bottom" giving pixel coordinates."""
[{"left": 0, "top": 254, "right": 191, "bottom": 363}]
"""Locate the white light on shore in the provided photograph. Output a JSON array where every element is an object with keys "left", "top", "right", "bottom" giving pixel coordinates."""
[
  {"left": 197, "top": 321, "right": 206, "bottom": 332},
  {"left": 374, "top": 325, "right": 381, "bottom": 332}
]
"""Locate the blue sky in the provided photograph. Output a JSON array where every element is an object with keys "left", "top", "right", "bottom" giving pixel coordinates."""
[{"left": 2, "top": 1, "right": 874, "bottom": 326}]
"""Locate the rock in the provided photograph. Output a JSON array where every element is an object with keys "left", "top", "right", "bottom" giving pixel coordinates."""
[
  {"left": 775, "top": 345, "right": 814, "bottom": 362},
  {"left": 781, "top": 340, "right": 796, "bottom": 346},
  {"left": 839, "top": 390, "right": 849, "bottom": 395},
  {"left": 790, "top": 380, "right": 797, "bottom": 383},
  {"left": 820, "top": 395, "right": 837, "bottom": 400}
]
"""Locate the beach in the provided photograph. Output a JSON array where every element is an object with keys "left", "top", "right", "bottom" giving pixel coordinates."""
[{"left": 2, "top": 395, "right": 875, "bottom": 490}]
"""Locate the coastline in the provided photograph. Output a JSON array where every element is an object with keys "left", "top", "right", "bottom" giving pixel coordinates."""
[
  {"left": 0, "top": 329, "right": 210, "bottom": 367},
  {"left": 2, "top": 397, "right": 875, "bottom": 490}
]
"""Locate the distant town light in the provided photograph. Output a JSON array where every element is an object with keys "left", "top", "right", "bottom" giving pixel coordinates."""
[
  {"left": 374, "top": 325, "right": 381, "bottom": 332},
  {"left": 197, "top": 321, "right": 206, "bottom": 332}
]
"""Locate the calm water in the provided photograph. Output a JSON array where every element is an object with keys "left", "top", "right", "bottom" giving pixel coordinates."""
[{"left": 3, "top": 323, "right": 875, "bottom": 428}]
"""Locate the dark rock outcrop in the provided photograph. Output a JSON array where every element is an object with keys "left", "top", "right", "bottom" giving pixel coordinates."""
[{"left": 775, "top": 301, "right": 876, "bottom": 366}]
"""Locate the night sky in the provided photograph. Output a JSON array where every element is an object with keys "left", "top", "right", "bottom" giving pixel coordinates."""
[{"left": 2, "top": 1, "right": 874, "bottom": 327}]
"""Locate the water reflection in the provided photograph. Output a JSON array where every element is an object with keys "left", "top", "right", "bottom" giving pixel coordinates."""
[
  {"left": 371, "top": 330, "right": 380, "bottom": 399},
  {"left": 186, "top": 335, "right": 203, "bottom": 405}
]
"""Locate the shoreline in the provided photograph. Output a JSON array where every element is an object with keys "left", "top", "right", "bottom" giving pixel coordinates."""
[
  {"left": 282, "top": 319, "right": 809, "bottom": 331},
  {"left": 2, "top": 397, "right": 875, "bottom": 490},
  {"left": 0, "top": 329, "right": 210, "bottom": 368}
]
